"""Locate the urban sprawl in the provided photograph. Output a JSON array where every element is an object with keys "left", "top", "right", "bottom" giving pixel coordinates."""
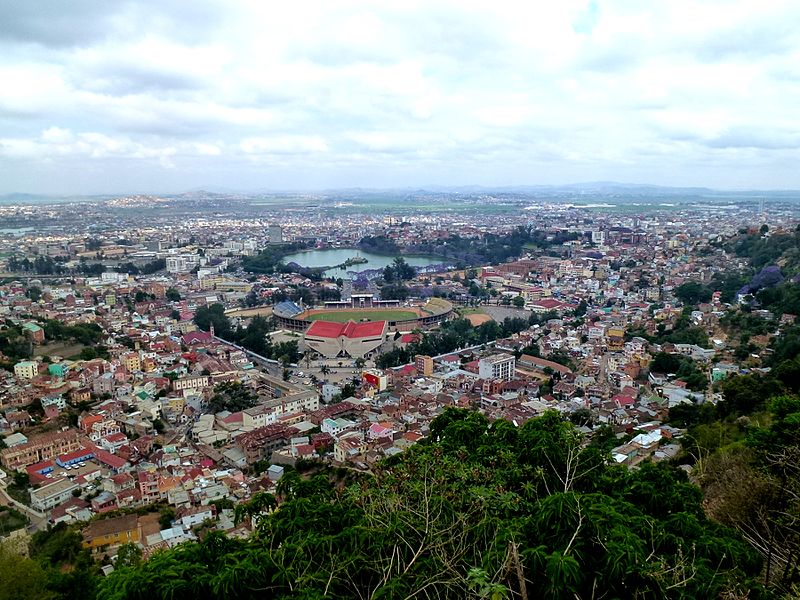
[{"left": 0, "top": 192, "right": 797, "bottom": 569}]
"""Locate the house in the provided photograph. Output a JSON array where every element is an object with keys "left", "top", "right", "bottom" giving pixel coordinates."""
[
  {"left": 91, "top": 491, "right": 118, "bottom": 513},
  {"left": 82, "top": 514, "right": 141, "bottom": 549},
  {"left": 334, "top": 432, "right": 366, "bottom": 463},
  {"left": 179, "top": 505, "right": 216, "bottom": 529}
]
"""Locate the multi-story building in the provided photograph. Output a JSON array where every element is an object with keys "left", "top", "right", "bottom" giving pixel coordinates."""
[
  {"left": 0, "top": 430, "right": 82, "bottom": 470},
  {"left": 173, "top": 375, "right": 210, "bottom": 392},
  {"left": 14, "top": 360, "right": 38, "bottom": 380},
  {"left": 478, "top": 354, "right": 516, "bottom": 382},
  {"left": 165, "top": 254, "right": 199, "bottom": 274},
  {"left": 121, "top": 352, "right": 141, "bottom": 372},
  {"left": 82, "top": 514, "right": 141, "bottom": 549},
  {"left": 268, "top": 225, "right": 283, "bottom": 244},
  {"left": 235, "top": 424, "right": 296, "bottom": 464},
  {"left": 415, "top": 355, "right": 434, "bottom": 377}
]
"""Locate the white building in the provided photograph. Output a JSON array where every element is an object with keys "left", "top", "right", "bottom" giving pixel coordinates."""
[
  {"left": 166, "top": 254, "right": 200, "bottom": 274},
  {"left": 31, "top": 478, "right": 80, "bottom": 511},
  {"left": 478, "top": 354, "right": 516, "bottom": 381}
]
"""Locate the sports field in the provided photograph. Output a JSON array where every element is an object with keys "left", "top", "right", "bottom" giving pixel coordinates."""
[{"left": 305, "top": 309, "right": 419, "bottom": 323}]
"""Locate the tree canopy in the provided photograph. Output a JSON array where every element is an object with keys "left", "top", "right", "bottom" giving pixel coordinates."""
[{"left": 97, "top": 409, "right": 762, "bottom": 599}]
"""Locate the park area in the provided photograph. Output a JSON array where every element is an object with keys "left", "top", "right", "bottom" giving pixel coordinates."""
[{"left": 304, "top": 309, "right": 418, "bottom": 323}]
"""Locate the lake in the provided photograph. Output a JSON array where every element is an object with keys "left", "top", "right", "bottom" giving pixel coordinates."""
[
  {"left": 0, "top": 227, "right": 34, "bottom": 235},
  {"left": 281, "top": 248, "right": 442, "bottom": 278}
]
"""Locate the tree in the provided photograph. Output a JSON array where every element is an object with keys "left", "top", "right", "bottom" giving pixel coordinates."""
[
  {"left": 674, "top": 281, "right": 712, "bottom": 305},
  {"left": 152, "top": 419, "right": 165, "bottom": 434},
  {"left": 193, "top": 303, "right": 232, "bottom": 339},
  {"left": 0, "top": 540, "right": 53, "bottom": 600},
  {"left": 97, "top": 410, "right": 764, "bottom": 599},
  {"left": 207, "top": 382, "right": 259, "bottom": 414},
  {"left": 165, "top": 288, "right": 181, "bottom": 302},
  {"left": 512, "top": 295, "right": 525, "bottom": 308},
  {"left": 159, "top": 507, "right": 176, "bottom": 530},
  {"left": 12, "top": 471, "right": 29, "bottom": 488},
  {"left": 340, "top": 381, "right": 357, "bottom": 399}
]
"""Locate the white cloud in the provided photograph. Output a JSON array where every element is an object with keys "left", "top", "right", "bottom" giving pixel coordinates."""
[{"left": 0, "top": 0, "right": 799, "bottom": 192}]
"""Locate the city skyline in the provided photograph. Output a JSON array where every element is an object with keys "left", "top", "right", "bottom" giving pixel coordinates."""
[{"left": 2, "top": 1, "right": 800, "bottom": 194}]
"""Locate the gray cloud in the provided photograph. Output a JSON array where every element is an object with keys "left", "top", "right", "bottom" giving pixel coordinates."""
[
  {"left": 0, "top": 1, "right": 120, "bottom": 47},
  {"left": 0, "top": 1, "right": 799, "bottom": 193}
]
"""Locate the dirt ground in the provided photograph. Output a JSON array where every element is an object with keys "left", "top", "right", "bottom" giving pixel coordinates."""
[
  {"left": 33, "top": 341, "right": 85, "bottom": 360},
  {"left": 465, "top": 313, "right": 493, "bottom": 326}
]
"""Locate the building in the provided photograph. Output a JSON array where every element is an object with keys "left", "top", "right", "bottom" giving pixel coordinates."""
[
  {"left": 165, "top": 254, "right": 199, "bottom": 274},
  {"left": 304, "top": 320, "right": 387, "bottom": 359},
  {"left": 82, "top": 514, "right": 141, "bottom": 549},
  {"left": 268, "top": 225, "right": 283, "bottom": 244},
  {"left": 362, "top": 369, "right": 387, "bottom": 391},
  {"left": 14, "top": 360, "right": 38, "bottom": 380},
  {"left": 235, "top": 424, "right": 297, "bottom": 464},
  {"left": 22, "top": 322, "right": 45, "bottom": 344},
  {"left": 122, "top": 352, "right": 141, "bottom": 372},
  {"left": 415, "top": 355, "right": 434, "bottom": 377},
  {"left": 48, "top": 362, "right": 70, "bottom": 378},
  {"left": 173, "top": 375, "right": 210, "bottom": 392},
  {"left": 1, "top": 430, "right": 82, "bottom": 470},
  {"left": 30, "top": 478, "right": 80, "bottom": 511},
  {"left": 199, "top": 276, "right": 253, "bottom": 293},
  {"left": 478, "top": 354, "right": 516, "bottom": 382}
]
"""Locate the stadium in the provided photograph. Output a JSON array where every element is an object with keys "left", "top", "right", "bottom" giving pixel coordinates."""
[{"left": 273, "top": 294, "right": 454, "bottom": 333}]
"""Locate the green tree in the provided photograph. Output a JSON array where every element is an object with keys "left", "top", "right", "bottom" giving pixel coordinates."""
[
  {"left": 0, "top": 541, "right": 53, "bottom": 600},
  {"left": 159, "top": 507, "right": 176, "bottom": 530},
  {"left": 207, "top": 382, "right": 258, "bottom": 414},
  {"left": 674, "top": 281, "right": 712, "bottom": 305},
  {"left": 115, "top": 542, "right": 142, "bottom": 568},
  {"left": 193, "top": 303, "right": 233, "bottom": 339}
]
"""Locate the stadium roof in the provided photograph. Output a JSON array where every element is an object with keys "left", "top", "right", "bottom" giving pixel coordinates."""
[
  {"left": 306, "top": 320, "right": 386, "bottom": 339},
  {"left": 274, "top": 301, "right": 303, "bottom": 317}
]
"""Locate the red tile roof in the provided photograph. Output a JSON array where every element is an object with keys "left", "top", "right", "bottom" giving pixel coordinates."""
[
  {"left": 58, "top": 448, "right": 95, "bottom": 463},
  {"left": 94, "top": 448, "right": 127, "bottom": 469}
]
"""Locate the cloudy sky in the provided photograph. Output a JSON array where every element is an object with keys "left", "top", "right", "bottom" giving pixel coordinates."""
[{"left": 1, "top": 0, "right": 799, "bottom": 194}]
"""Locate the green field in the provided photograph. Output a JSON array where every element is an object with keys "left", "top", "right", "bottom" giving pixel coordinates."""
[{"left": 306, "top": 309, "right": 418, "bottom": 323}]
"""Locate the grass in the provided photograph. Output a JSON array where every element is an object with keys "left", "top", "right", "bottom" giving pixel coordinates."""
[
  {"left": 459, "top": 307, "right": 487, "bottom": 315},
  {"left": 306, "top": 309, "right": 418, "bottom": 323}
]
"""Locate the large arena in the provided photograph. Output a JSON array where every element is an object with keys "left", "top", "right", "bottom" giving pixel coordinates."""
[{"left": 273, "top": 295, "right": 454, "bottom": 333}]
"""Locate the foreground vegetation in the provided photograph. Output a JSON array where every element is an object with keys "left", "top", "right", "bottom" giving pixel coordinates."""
[{"left": 86, "top": 408, "right": 764, "bottom": 599}]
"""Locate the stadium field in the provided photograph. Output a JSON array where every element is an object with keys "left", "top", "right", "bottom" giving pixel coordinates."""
[{"left": 304, "top": 309, "right": 419, "bottom": 323}]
